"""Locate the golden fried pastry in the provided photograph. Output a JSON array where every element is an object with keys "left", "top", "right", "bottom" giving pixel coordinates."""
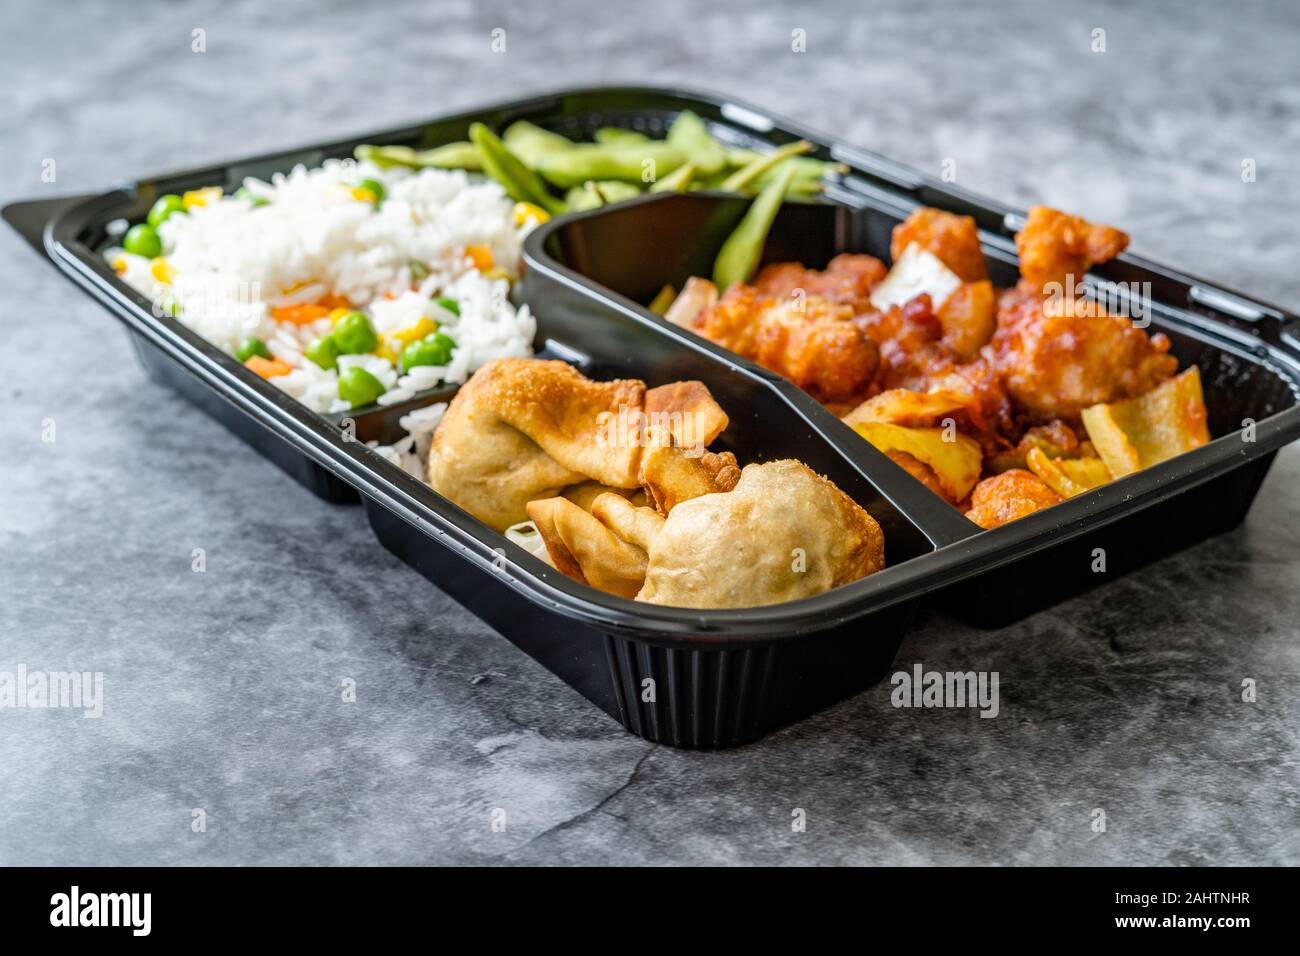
[
  {"left": 527, "top": 493, "right": 668, "bottom": 598},
  {"left": 428, "top": 359, "right": 640, "bottom": 530},
  {"left": 429, "top": 360, "right": 889, "bottom": 607},
  {"left": 636, "top": 460, "right": 885, "bottom": 608},
  {"left": 429, "top": 358, "right": 728, "bottom": 530},
  {"left": 561, "top": 480, "right": 649, "bottom": 512},
  {"left": 638, "top": 444, "right": 740, "bottom": 515},
  {"left": 992, "top": 288, "right": 1177, "bottom": 422},
  {"left": 590, "top": 492, "right": 666, "bottom": 551},
  {"left": 643, "top": 380, "right": 730, "bottom": 452},
  {"left": 526, "top": 496, "right": 654, "bottom": 598},
  {"left": 1014, "top": 205, "right": 1129, "bottom": 293},
  {"left": 964, "top": 469, "right": 1062, "bottom": 530},
  {"left": 890, "top": 208, "right": 989, "bottom": 283}
]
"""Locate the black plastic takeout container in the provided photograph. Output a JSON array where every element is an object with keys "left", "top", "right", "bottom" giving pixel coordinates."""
[{"left": 7, "top": 86, "right": 1300, "bottom": 747}]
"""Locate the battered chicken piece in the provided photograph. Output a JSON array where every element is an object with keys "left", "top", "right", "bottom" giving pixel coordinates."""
[
  {"left": 690, "top": 283, "right": 880, "bottom": 404},
  {"left": 427, "top": 359, "right": 728, "bottom": 530},
  {"left": 992, "top": 287, "right": 1177, "bottom": 422},
  {"left": 751, "top": 253, "right": 887, "bottom": 310},
  {"left": 750, "top": 298, "right": 880, "bottom": 403},
  {"left": 890, "top": 208, "right": 989, "bottom": 282},
  {"left": 964, "top": 469, "right": 1062, "bottom": 530},
  {"left": 857, "top": 295, "right": 1016, "bottom": 454},
  {"left": 1015, "top": 205, "right": 1129, "bottom": 293},
  {"left": 859, "top": 294, "right": 947, "bottom": 388},
  {"left": 663, "top": 255, "right": 886, "bottom": 405},
  {"left": 636, "top": 460, "right": 886, "bottom": 608}
]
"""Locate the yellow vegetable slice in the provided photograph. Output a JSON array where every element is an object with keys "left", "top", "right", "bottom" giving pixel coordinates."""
[
  {"left": 1081, "top": 367, "right": 1210, "bottom": 478},
  {"left": 1026, "top": 447, "right": 1112, "bottom": 499},
  {"left": 149, "top": 257, "right": 174, "bottom": 284},
  {"left": 1079, "top": 404, "right": 1141, "bottom": 477},
  {"left": 647, "top": 285, "right": 677, "bottom": 316},
  {"left": 843, "top": 388, "right": 968, "bottom": 429},
  {"left": 182, "top": 187, "right": 223, "bottom": 209},
  {"left": 852, "top": 421, "right": 982, "bottom": 503},
  {"left": 390, "top": 317, "right": 439, "bottom": 349},
  {"left": 513, "top": 201, "right": 551, "bottom": 227},
  {"left": 1056, "top": 457, "right": 1113, "bottom": 491}
]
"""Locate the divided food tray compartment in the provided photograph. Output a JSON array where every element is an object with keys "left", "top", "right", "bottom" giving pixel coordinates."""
[
  {"left": 8, "top": 87, "right": 867, "bottom": 505},
  {"left": 7, "top": 86, "right": 1300, "bottom": 748},
  {"left": 523, "top": 190, "right": 1300, "bottom": 624}
]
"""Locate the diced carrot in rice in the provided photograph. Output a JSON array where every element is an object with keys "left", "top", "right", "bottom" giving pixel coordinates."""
[
  {"left": 465, "top": 244, "right": 494, "bottom": 272},
  {"left": 245, "top": 355, "right": 293, "bottom": 378}
]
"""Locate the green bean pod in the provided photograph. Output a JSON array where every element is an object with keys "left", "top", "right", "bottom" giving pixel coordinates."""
[
  {"left": 712, "top": 162, "right": 798, "bottom": 292},
  {"left": 782, "top": 176, "right": 826, "bottom": 197},
  {"left": 650, "top": 162, "right": 698, "bottom": 193},
  {"left": 355, "top": 142, "right": 483, "bottom": 171},
  {"left": 719, "top": 140, "right": 812, "bottom": 193},
  {"left": 665, "top": 110, "right": 727, "bottom": 176},
  {"left": 468, "top": 123, "right": 566, "bottom": 215},
  {"left": 594, "top": 128, "right": 650, "bottom": 145},
  {"left": 501, "top": 120, "right": 575, "bottom": 168},
  {"left": 725, "top": 146, "right": 762, "bottom": 167},
  {"left": 537, "top": 142, "right": 688, "bottom": 189},
  {"left": 565, "top": 180, "right": 643, "bottom": 211},
  {"left": 565, "top": 184, "right": 599, "bottom": 211},
  {"left": 726, "top": 148, "right": 844, "bottom": 183},
  {"left": 751, "top": 156, "right": 847, "bottom": 189}
]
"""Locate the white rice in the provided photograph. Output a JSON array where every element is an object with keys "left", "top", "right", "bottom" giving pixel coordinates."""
[
  {"left": 369, "top": 402, "right": 447, "bottom": 478},
  {"left": 106, "top": 158, "right": 536, "bottom": 412},
  {"left": 368, "top": 406, "right": 552, "bottom": 567}
]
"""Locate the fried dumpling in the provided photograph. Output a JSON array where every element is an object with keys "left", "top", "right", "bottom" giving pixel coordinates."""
[
  {"left": 638, "top": 444, "right": 740, "bottom": 515},
  {"left": 636, "top": 459, "right": 885, "bottom": 608},
  {"left": 526, "top": 494, "right": 662, "bottom": 598},
  {"left": 428, "top": 358, "right": 729, "bottom": 531},
  {"left": 561, "top": 481, "right": 650, "bottom": 514},
  {"left": 427, "top": 359, "right": 642, "bottom": 530}
]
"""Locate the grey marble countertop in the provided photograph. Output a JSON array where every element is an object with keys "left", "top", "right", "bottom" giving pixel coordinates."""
[{"left": 2, "top": 0, "right": 1298, "bottom": 865}]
